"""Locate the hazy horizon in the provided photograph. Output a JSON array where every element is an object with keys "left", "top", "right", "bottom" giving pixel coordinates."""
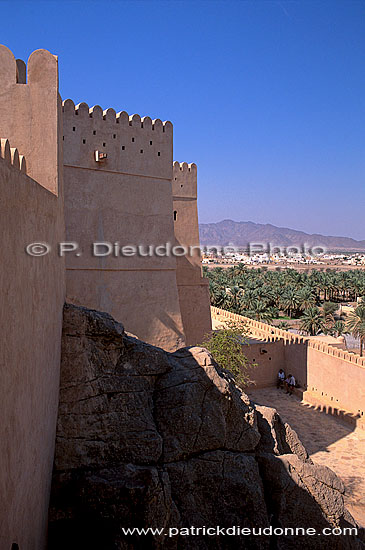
[{"left": 199, "top": 218, "right": 364, "bottom": 242}]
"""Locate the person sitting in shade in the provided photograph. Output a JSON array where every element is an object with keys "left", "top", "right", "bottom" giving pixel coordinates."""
[
  {"left": 285, "top": 373, "right": 296, "bottom": 395},
  {"left": 277, "top": 368, "right": 285, "bottom": 389}
]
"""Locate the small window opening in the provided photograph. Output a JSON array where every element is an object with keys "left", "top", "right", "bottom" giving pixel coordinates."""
[
  {"left": 72, "top": 127, "right": 76, "bottom": 131},
  {"left": 132, "top": 137, "right": 135, "bottom": 142},
  {"left": 140, "top": 149, "right": 143, "bottom": 153},
  {"left": 113, "top": 134, "right": 116, "bottom": 139},
  {"left": 150, "top": 140, "right": 153, "bottom": 145},
  {"left": 129, "top": 121, "right": 132, "bottom": 126},
  {"left": 93, "top": 130, "right": 96, "bottom": 135},
  {"left": 11, "top": 544, "right": 19, "bottom": 550},
  {"left": 173, "top": 210, "right": 177, "bottom": 221},
  {"left": 82, "top": 139, "right": 86, "bottom": 144},
  {"left": 157, "top": 152, "right": 161, "bottom": 156},
  {"left": 62, "top": 136, "right": 64, "bottom": 141},
  {"left": 180, "top": 184, "right": 183, "bottom": 188},
  {"left": 122, "top": 145, "right": 125, "bottom": 150},
  {"left": 103, "top": 142, "right": 106, "bottom": 147}
]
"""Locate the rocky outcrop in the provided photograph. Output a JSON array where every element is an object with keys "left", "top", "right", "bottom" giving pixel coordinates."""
[{"left": 48, "top": 304, "right": 363, "bottom": 549}]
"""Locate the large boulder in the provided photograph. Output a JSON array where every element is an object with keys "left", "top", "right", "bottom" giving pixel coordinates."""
[
  {"left": 254, "top": 405, "right": 311, "bottom": 462},
  {"left": 48, "top": 304, "right": 363, "bottom": 549}
]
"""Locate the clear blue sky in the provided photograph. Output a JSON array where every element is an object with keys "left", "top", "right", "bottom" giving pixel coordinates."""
[{"left": 1, "top": 0, "right": 364, "bottom": 239}]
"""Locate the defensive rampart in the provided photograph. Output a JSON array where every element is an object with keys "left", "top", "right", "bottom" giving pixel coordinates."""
[
  {"left": 62, "top": 100, "right": 186, "bottom": 351},
  {"left": 211, "top": 307, "right": 365, "bottom": 427},
  {"left": 0, "top": 45, "right": 65, "bottom": 550},
  {"left": 0, "top": 145, "right": 65, "bottom": 548},
  {"left": 172, "top": 161, "right": 212, "bottom": 344}
]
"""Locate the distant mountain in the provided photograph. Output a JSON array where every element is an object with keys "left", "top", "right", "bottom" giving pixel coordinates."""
[{"left": 199, "top": 220, "right": 365, "bottom": 251}]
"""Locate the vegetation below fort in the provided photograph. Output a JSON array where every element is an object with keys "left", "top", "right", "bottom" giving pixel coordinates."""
[{"left": 205, "top": 265, "right": 365, "bottom": 342}]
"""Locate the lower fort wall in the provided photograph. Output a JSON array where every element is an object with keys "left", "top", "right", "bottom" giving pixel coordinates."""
[
  {"left": 0, "top": 156, "right": 65, "bottom": 549},
  {"left": 211, "top": 307, "right": 365, "bottom": 425},
  {"left": 175, "top": 281, "right": 212, "bottom": 346},
  {"left": 306, "top": 345, "right": 365, "bottom": 421},
  {"left": 243, "top": 340, "right": 286, "bottom": 388}
]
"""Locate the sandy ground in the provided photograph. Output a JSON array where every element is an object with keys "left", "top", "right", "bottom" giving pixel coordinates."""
[{"left": 247, "top": 387, "right": 365, "bottom": 527}]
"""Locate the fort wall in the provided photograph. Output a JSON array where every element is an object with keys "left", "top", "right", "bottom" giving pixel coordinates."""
[
  {"left": 0, "top": 45, "right": 61, "bottom": 194},
  {"left": 0, "top": 144, "right": 65, "bottom": 549},
  {"left": 243, "top": 340, "right": 285, "bottom": 388},
  {"left": 62, "top": 100, "right": 185, "bottom": 350},
  {"left": 172, "top": 162, "right": 212, "bottom": 344},
  {"left": 211, "top": 307, "right": 365, "bottom": 425},
  {"left": 0, "top": 40, "right": 211, "bottom": 547}
]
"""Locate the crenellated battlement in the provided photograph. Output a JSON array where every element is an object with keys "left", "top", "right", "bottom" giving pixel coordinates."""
[
  {"left": 0, "top": 45, "right": 60, "bottom": 194},
  {"left": 62, "top": 99, "right": 173, "bottom": 179},
  {"left": 63, "top": 99, "right": 173, "bottom": 133},
  {"left": 0, "top": 44, "right": 58, "bottom": 88},
  {"left": 173, "top": 161, "right": 197, "bottom": 173},
  {"left": 211, "top": 306, "right": 365, "bottom": 367},
  {"left": 172, "top": 160, "right": 197, "bottom": 198},
  {"left": 62, "top": 99, "right": 173, "bottom": 133},
  {"left": 0, "top": 138, "right": 26, "bottom": 173}
]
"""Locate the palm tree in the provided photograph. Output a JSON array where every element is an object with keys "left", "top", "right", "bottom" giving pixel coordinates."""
[
  {"left": 297, "top": 287, "right": 316, "bottom": 311},
  {"left": 245, "top": 300, "right": 274, "bottom": 323},
  {"left": 322, "top": 301, "right": 338, "bottom": 333},
  {"left": 232, "top": 263, "right": 247, "bottom": 278},
  {"left": 240, "top": 289, "right": 258, "bottom": 311},
  {"left": 345, "top": 305, "right": 365, "bottom": 356},
  {"left": 300, "top": 307, "right": 324, "bottom": 336},
  {"left": 205, "top": 267, "right": 365, "bottom": 330},
  {"left": 280, "top": 288, "right": 300, "bottom": 318},
  {"left": 209, "top": 282, "right": 227, "bottom": 308},
  {"left": 333, "top": 320, "right": 345, "bottom": 338},
  {"left": 225, "top": 286, "right": 244, "bottom": 314}
]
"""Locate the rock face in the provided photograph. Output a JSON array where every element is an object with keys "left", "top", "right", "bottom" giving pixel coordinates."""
[{"left": 48, "top": 304, "right": 363, "bottom": 549}]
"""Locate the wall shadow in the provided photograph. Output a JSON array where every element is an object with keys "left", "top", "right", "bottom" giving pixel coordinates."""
[{"left": 247, "top": 388, "right": 355, "bottom": 455}]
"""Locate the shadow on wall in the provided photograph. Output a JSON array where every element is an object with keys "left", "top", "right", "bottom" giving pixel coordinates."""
[
  {"left": 242, "top": 340, "right": 359, "bottom": 452},
  {"left": 212, "top": 307, "right": 365, "bottom": 428},
  {"left": 243, "top": 339, "right": 308, "bottom": 392},
  {"left": 48, "top": 303, "right": 362, "bottom": 550},
  {"left": 154, "top": 307, "right": 186, "bottom": 349},
  {"left": 247, "top": 388, "right": 355, "bottom": 456}
]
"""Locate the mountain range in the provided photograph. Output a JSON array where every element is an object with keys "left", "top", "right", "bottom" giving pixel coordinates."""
[{"left": 199, "top": 220, "right": 365, "bottom": 252}]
